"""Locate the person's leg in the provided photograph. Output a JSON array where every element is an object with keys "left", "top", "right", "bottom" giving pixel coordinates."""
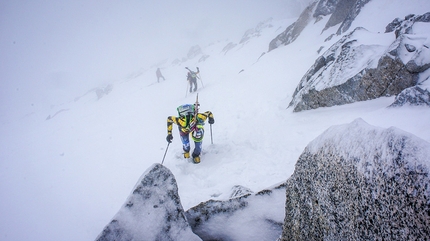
[
  {"left": 178, "top": 128, "right": 190, "bottom": 157},
  {"left": 193, "top": 79, "right": 198, "bottom": 92},
  {"left": 192, "top": 141, "right": 202, "bottom": 157},
  {"left": 191, "top": 141, "right": 202, "bottom": 163},
  {"left": 191, "top": 128, "right": 204, "bottom": 157}
]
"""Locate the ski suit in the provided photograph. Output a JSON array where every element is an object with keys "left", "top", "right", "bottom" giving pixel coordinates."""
[
  {"left": 187, "top": 70, "right": 199, "bottom": 92},
  {"left": 156, "top": 68, "right": 165, "bottom": 82},
  {"left": 166, "top": 111, "right": 214, "bottom": 158}
]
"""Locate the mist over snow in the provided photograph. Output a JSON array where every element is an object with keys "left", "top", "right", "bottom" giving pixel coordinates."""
[
  {"left": 1, "top": 0, "right": 430, "bottom": 241},
  {"left": 0, "top": 0, "right": 309, "bottom": 117}
]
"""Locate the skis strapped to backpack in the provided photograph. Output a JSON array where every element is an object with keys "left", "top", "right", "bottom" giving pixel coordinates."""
[
  {"left": 194, "top": 93, "right": 199, "bottom": 115},
  {"left": 189, "top": 93, "right": 199, "bottom": 131}
]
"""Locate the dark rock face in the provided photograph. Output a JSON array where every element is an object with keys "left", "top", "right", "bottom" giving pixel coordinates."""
[
  {"left": 335, "top": 0, "right": 371, "bottom": 35},
  {"left": 389, "top": 86, "right": 430, "bottom": 107},
  {"left": 323, "top": 0, "right": 356, "bottom": 32},
  {"left": 269, "top": 2, "right": 317, "bottom": 51},
  {"left": 288, "top": 11, "right": 430, "bottom": 112},
  {"left": 185, "top": 183, "right": 286, "bottom": 241},
  {"left": 385, "top": 12, "right": 430, "bottom": 37},
  {"left": 385, "top": 12, "right": 430, "bottom": 74},
  {"left": 288, "top": 27, "right": 417, "bottom": 112},
  {"left": 239, "top": 18, "right": 273, "bottom": 44},
  {"left": 280, "top": 119, "right": 430, "bottom": 241},
  {"left": 222, "top": 42, "right": 238, "bottom": 55},
  {"left": 269, "top": 0, "right": 370, "bottom": 51},
  {"left": 290, "top": 53, "right": 418, "bottom": 112},
  {"left": 187, "top": 45, "right": 203, "bottom": 60},
  {"left": 95, "top": 164, "right": 201, "bottom": 241},
  {"left": 313, "top": 0, "right": 340, "bottom": 18}
]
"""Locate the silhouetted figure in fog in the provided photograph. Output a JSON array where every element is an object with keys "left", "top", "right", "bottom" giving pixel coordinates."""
[
  {"left": 186, "top": 67, "right": 199, "bottom": 92},
  {"left": 156, "top": 68, "right": 165, "bottom": 82}
]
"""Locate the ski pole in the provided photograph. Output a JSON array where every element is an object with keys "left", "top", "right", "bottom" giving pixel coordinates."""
[
  {"left": 210, "top": 124, "right": 213, "bottom": 144},
  {"left": 161, "top": 142, "right": 170, "bottom": 165},
  {"left": 198, "top": 73, "right": 205, "bottom": 88},
  {"left": 185, "top": 80, "right": 189, "bottom": 97}
]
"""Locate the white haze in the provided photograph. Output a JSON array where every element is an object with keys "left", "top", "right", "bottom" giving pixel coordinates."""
[
  {"left": 0, "top": 0, "right": 309, "bottom": 116},
  {"left": 1, "top": 0, "right": 430, "bottom": 240}
]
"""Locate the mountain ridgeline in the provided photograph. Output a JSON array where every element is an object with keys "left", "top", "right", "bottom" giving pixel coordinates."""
[
  {"left": 95, "top": 0, "right": 430, "bottom": 240},
  {"left": 269, "top": 0, "right": 430, "bottom": 112}
]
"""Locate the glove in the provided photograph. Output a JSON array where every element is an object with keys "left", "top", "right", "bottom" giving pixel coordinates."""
[
  {"left": 208, "top": 117, "right": 214, "bottom": 124},
  {"left": 166, "top": 134, "right": 173, "bottom": 143},
  {"left": 196, "top": 67, "right": 199, "bottom": 71}
]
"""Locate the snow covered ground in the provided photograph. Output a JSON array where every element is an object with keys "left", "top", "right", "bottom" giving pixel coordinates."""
[{"left": 1, "top": 1, "right": 430, "bottom": 240}]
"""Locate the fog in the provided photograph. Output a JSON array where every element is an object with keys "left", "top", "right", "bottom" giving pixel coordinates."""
[
  {"left": 1, "top": 1, "right": 429, "bottom": 240},
  {"left": 0, "top": 0, "right": 309, "bottom": 120}
]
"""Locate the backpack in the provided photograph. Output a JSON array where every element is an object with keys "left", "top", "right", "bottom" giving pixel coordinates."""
[{"left": 177, "top": 104, "right": 195, "bottom": 117}]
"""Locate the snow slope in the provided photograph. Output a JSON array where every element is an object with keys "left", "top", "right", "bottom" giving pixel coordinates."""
[{"left": 1, "top": 1, "right": 430, "bottom": 241}]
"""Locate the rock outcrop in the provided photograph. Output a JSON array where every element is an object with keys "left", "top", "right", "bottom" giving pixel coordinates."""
[
  {"left": 269, "top": 1, "right": 317, "bottom": 51},
  {"left": 280, "top": 118, "right": 430, "bottom": 240},
  {"left": 95, "top": 164, "right": 201, "bottom": 241},
  {"left": 95, "top": 121, "right": 430, "bottom": 241},
  {"left": 288, "top": 12, "right": 430, "bottom": 112},
  {"left": 389, "top": 86, "right": 430, "bottom": 107},
  {"left": 185, "top": 183, "right": 286, "bottom": 241},
  {"left": 187, "top": 45, "right": 203, "bottom": 60},
  {"left": 239, "top": 18, "right": 273, "bottom": 44},
  {"left": 269, "top": 0, "right": 370, "bottom": 51}
]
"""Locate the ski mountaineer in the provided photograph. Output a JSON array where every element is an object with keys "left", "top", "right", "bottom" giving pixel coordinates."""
[
  {"left": 156, "top": 68, "right": 165, "bottom": 82},
  {"left": 166, "top": 102, "right": 214, "bottom": 164},
  {"left": 186, "top": 67, "right": 199, "bottom": 93}
]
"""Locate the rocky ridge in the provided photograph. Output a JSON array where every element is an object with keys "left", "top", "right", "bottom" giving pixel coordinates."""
[
  {"left": 280, "top": 118, "right": 430, "bottom": 240},
  {"left": 288, "top": 12, "right": 430, "bottom": 112}
]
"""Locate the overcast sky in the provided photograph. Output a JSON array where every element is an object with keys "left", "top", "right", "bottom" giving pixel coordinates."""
[{"left": 0, "top": 0, "right": 308, "bottom": 111}]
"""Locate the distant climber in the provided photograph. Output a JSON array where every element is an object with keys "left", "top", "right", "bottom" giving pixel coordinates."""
[
  {"left": 186, "top": 67, "right": 199, "bottom": 92},
  {"left": 166, "top": 102, "right": 214, "bottom": 164},
  {"left": 156, "top": 68, "right": 165, "bottom": 82}
]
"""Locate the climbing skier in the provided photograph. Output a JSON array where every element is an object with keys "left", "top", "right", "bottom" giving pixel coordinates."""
[
  {"left": 156, "top": 68, "right": 165, "bottom": 82},
  {"left": 186, "top": 67, "right": 199, "bottom": 93},
  {"left": 166, "top": 99, "right": 214, "bottom": 164}
]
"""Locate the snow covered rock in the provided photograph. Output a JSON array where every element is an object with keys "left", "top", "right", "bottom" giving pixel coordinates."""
[
  {"left": 269, "top": 1, "right": 317, "bottom": 51},
  {"left": 385, "top": 12, "right": 430, "bottom": 74},
  {"left": 385, "top": 12, "right": 430, "bottom": 38},
  {"left": 389, "top": 86, "right": 430, "bottom": 107},
  {"left": 269, "top": 0, "right": 370, "bottom": 51},
  {"left": 185, "top": 182, "right": 286, "bottom": 241},
  {"left": 229, "top": 185, "right": 254, "bottom": 199},
  {"left": 239, "top": 18, "right": 273, "bottom": 44},
  {"left": 221, "top": 42, "right": 238, "bottom": 55},
  {"left": 288, "top": 12, "right": 430, "bottom": 112},
  {"left": 287, "top": 27, "right": 409, "bottom": 112},
  {"left": 280, "top": 118, "right": 430, "bottom": 240},
  {"left": 95, "top": 164, "right": 201, "bottom": 241},
  {"left": 187, "top": 45, "right": 203, "bottom": 60}
]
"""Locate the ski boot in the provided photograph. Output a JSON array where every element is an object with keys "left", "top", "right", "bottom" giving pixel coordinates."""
[
  {"left": 192, "top": 154, "right": 200, "bottom": 164},
  {"left": 184, "top": 152, "right": 190, "bottom": 158}
]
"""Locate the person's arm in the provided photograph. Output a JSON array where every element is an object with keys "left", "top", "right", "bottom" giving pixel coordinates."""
[
  {"left": 167, "top": 116, "right": 179, "bottom": 135},
  {"left": 197, "top": 111, "right": 214, "bottom": 123}
]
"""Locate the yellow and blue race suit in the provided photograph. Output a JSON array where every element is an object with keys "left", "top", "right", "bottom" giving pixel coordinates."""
[{"left": 167, "top": 111, "right": 214, "bottom": 157}]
